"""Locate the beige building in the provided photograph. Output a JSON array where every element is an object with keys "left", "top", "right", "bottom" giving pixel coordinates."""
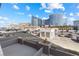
[
  {"left": 6, "top": 23, "right": 31, "bottom": 30},
  {"left": 18, "top": 23, "right": 30, "bottom": 30}
]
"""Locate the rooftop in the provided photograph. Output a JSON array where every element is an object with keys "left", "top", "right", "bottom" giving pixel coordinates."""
[{"left": 3, "top": 43, "right": 37, "bottom": 56}]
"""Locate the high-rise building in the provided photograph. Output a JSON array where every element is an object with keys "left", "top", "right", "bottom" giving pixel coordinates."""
[
  {"left": 42, "top": 19, "right": 49, "bottom": 26},
  {"left": 31, "top": 14, "right": 65, "bottom": 27},
  {"left": 42, "top": 20, "right": 45, "bottom": 26},
  {"left": 31, "top": 16, "right": 42, "bottom": 27},
  {"left": 42, "top": 14, "right": 65, "bottom": 26},
  {"left": 44, "top": 19, "right": 50, "bottom": 25},
  {"left": 74, "top": 20, "right": 79, "bottom": 26},
  {"left": 49, "top": 14, "right": 64, "bottom": 26},
  {"left": 74, "top": 20, "right": 79, "bottom": 30}
]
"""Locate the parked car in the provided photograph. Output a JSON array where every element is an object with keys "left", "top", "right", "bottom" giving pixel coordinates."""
[
  {"left": 64, "top": 33, "right": 72, "bottom": 38},
  {"left": 71, "top": 34, "right": 79, "bottom": 41}
]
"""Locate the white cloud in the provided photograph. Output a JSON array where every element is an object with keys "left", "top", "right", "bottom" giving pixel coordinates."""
[
  {"left": 3, "top": 17, "right": 9, "bottom": 20},
  {"left": 40, "top": 3, "right": 46, "bottom": 10},
  {"left": 40, "top": 3, "right": 65, "bottom": 11},
  {"left": 70, "top": 13, "right": 74, "bottom": 16},
  {"left": 63, "top": 15, "right": 67, "bottom": 19},
  {"left": 0, "top": 16, "right": 9, "bottom": 20},
  {"left": 35, "top": 15, "right": 39, "bottom": 17},
  {"left": 67, "top": 17, "right": 75, "bottom": 25},
  {"left": 17, "top": 12, "right": 24, "bottom": 15},
  {"left": 77, "top": 5, "right": 79, "bottom": 8},
  {"left": 6, "top": 20, "right": 17, "bottom": 26},
  {"left": 25, "top": 5, "right": 30, "bottom": 11},
  {"left": 0, "top": 17, "right": 9, "bottom": 27},
  {"left": 0, "top": 16, "right": 2, "bottom": 19},
  {"left": 0, "top": 16, "right": 17, "bottom": 27},
  {"left": 42, "top": 17, "right": 48, "bottom": 19},
  {"left": 47, "top": 3, "right": 65, "bottom": 11},
  {"left": 69, "top": 17, "right": 75, "bottom": 21},
  {"left": 44, "top": 10, "right": 51, "bottom": 13},
  {"left": 28, "top": 14, "right": 32, "bottom": 17},
  {"left": 13, "top": 5, "right": 19, "bottom": 10},
  {"left": 0, "top": 21, "right": 5, "bottom": 24},
  {"left": 76, "top": 13, "right": 79, "bottom": 16},
  {"left": 41, "top": 3, "right": 46, "bottom": 8}
]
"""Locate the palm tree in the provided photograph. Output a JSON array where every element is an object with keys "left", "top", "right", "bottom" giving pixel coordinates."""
[{"left": 73, "top": 26, "right": 78, "bottom": 32}]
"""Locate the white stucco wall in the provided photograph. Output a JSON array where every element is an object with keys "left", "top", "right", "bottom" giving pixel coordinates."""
[
  {"left": 0, "top": 45, "right": 3, "bottom": 56},
  {"left": 40, "top": 28, "right": 57, "bottom": 41}
]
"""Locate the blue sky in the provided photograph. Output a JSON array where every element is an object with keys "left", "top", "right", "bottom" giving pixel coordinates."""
[{"left": 0, "top": 3, "right": 79, "bottom": 27}]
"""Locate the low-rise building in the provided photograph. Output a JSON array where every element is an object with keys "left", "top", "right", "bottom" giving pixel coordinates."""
[
  {"left": 18, "top": 23, "right": 30, "bottom": 30},
  {"left": 40, "top": 28, "right": 58, "bottom": 42}
]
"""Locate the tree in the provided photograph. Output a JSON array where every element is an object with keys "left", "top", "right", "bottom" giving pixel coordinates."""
[{"left": 73, "top": 26, "right": 78, "bottom": 32}]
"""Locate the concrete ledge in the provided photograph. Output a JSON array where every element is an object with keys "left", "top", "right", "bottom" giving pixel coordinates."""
[
  {"left": 33, "top": 47, "right": 43, "bottom": 56},
  {"left": 1, "top": 39, "right": 18, "bottom": 48},
  {"left": 23, "top": 40, "right": 42, "bottom": 50}
]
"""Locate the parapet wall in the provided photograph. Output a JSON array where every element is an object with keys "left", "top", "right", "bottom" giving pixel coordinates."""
[{"left": 0, "top": 37, "right": 79, "bottom": 56}]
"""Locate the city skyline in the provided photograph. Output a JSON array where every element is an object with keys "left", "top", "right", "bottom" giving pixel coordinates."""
[{"left": 0, "top": 3, "right": 79, "bottom": 27}]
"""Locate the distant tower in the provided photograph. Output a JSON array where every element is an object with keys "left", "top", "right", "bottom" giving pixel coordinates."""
[
  {"left": 74, "top": 20, "right": 79, "bottom": 30},
  {"left": 49, "top": 14, "right": 64, "bottom": 26},
  {"left": 31, "top": 16, "right": 42, "bottom": 26}
]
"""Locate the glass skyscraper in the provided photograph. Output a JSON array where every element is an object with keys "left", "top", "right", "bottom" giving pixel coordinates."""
[
  {"left": 74, "top": 20, "right": 79, "bottom": 30},
  {"left": 31, "top": 16, "right": 42, "bottom": 26},
  {"left": 49, "top": 14, "right": 64, "bottom": 26}
]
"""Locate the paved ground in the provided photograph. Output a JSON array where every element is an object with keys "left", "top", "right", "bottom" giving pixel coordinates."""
[
  {"left": 3, "top": 43, "right": 37, "bottom": 56},
  {"left": 49, "top": 36, "right": 79, "bottom": 52}
]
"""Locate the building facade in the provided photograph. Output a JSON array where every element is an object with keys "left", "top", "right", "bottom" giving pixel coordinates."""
[
  {"left": 49, "top": 14, "right": 64, "bottom": 26},
  {"left": 44, "top": 19, "right": 50, "bottom": 25},
  {"left": 18, "top": 23, "right": 30, "bottom": 30},
  {"left": 32, "top": 14, "right": 65, "bottom": 27},
  {"left": 42, "top": 14, "right": 65, "bottom": 26},
  {"left": 31, "top": 16, "right": 42, "bottom": 27},
  {"left": 74, "top": 20, "right": 79, "bottom": 30},
  {"left": 40, "top": 28, "right": 58, "bottom": 41}
]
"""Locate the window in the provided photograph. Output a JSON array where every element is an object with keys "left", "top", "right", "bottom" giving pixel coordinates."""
[
  {"left": 41, "top": 32, "right": 45, "bottom": 37},
  {"left": 46, "top": 32, "right": 50, "bottom": 38}
]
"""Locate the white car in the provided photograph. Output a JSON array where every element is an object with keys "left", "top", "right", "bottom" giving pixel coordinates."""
[{"left": 71, "top": 34, "right": 79, "bottom": 41}]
